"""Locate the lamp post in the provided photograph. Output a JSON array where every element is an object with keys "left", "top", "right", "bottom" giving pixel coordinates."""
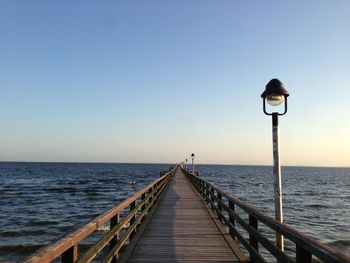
[
  {"left": 191, "top": 153, "right": 195, "bottom": 174},
  {"left": 185, "top": 159, "right": 188, "bottom": 170},
  {"left": 261, "top": 78, "right": 289, "bottom": 251}
]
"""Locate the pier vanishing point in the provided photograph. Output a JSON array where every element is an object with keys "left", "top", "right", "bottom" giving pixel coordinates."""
[{"left": 24, "top": 166, "right": 350, "bottom": 263}]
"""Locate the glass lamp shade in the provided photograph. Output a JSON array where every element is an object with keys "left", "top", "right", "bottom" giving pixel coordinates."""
[{"left": 266, "top": 94, "right": 285, "bottom": 106}]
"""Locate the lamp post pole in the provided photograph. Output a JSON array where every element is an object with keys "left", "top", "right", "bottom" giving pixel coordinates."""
[
  {"left": 191, "top": 153, "right": 195, "bottom": 174},
  {"left": 272, "top": 112, "right": 284, "bottom": 251},
  {"left": 261, "top": 78, "right": 289, "bottom": 251},
  {"left": 185, "top": 159, "right": 188, "bottom": 170}
]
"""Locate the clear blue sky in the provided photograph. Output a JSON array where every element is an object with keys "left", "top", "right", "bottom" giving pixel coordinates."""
[{"left": 1, "top": 1, "right": 350, "bottom": 166}]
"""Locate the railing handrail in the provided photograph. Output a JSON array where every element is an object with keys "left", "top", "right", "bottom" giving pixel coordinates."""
[
  {"left": 24, "top": 167, "right": 176, "bottom": 263},
  {"left": 185, "top": 169, "right": 350, "bottom": 263}
]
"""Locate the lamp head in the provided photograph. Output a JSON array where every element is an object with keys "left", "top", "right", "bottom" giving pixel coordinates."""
[
  {"left": 261, "top": 79, "right": 289, "bottom": 115},
  {"left": 191, "top": 153, "right": 195, "bottom": 160}
]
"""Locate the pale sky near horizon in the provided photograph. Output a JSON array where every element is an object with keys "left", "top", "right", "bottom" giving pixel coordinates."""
[{"left": 1, "top": 1, "right": 350, "bottom": 167}]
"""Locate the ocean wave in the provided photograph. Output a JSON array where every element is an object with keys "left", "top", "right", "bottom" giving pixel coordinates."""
[
  {"left": 95, "top": 170, "right": 113, "bottom": 176},
  {"left": 46, "top": 187, "right": 77, "bottom": 193},
  {"left": 1, "top": 230, "right": 23, "bottom": 237},
  {"left": 0, "top": 244, "right": 43, "bottom": 256},
  {"left": 306, "top": 204, "right": 331, "bottom": 209},
  {"left": 97, "top": 225, "right": 110, "bottom": 232},
  {"left": 327, "top": 239, "right": 350, "bottom": 247},
  {"left": 0, "top": 191, "right": 23, "bottom": 198},
  {"left": 97, "top": 179, "right": 114, "bottom": 184},
  {"left": 1, "top": 229, "right": 48, "bottom": 237},
  {"left": 72, "top": 179, "right": 90, "bottom": 185},
  {"left": 26, "top": 220, "right": 59, "bottom": 227},
  {"left": 327, "top": 239, "right": 350, "bottom": 255},
  {"left": 85, "top": 189, "right": 102, "bottom": 196}
]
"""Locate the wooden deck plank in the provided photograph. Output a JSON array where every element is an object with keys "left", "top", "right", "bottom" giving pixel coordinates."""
[
  {"left": 125, "top": 167, "right": 247, "bottom": 263},
  {"left": 137, "top": 237, "right": 229, "bottom": 247}
]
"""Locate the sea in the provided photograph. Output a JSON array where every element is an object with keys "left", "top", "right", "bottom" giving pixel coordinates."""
[{"left": 0, "top": 162, "right": 349, "bottom": 262}]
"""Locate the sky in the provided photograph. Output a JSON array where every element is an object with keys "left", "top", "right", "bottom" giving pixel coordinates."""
[{"left": 0, "top": 1, "right": 350, "bottom": 167}]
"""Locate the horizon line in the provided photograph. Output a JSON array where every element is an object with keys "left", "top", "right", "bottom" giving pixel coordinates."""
[{"left": 0, "top": 160, "right": 349, "bottom": 169}]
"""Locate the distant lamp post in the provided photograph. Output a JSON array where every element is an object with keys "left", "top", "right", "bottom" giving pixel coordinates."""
[
  {"left": 261, "top": 78, "right": 289, "bottom": 251},
  {"left": 185, "top": 159, "right": 188, "bottom": 170},
  {"left": 191, "top": 153, "right": 195, "bottom": 174}
]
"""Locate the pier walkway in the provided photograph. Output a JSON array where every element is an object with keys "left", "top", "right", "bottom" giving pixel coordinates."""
[{"left": 124, "top": 167, "right": 246, "bottom": 263}]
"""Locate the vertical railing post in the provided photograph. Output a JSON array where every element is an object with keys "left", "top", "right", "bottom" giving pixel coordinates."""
[
  {"left": 210, "top": 187, "right": 215, "bottom": 208},
  {"left": 200, "top": 180, "right": 203, "bottom": 195},
  {"left": 156, "top": 180, "right": 161, "bottom": 199},
  {"left": 206, "top": 184, "right": 210, "bottom": 202},
  {"left": 217, "top": 192, "right": 223, "bottom": 222},
  {"left": 296, "top": 245, "right": 312, "bottom": 263},
  {"left": 148, "top": 187, "right": 153, "bottom": 204},
  {"left": 202, "top": 182, "right": 207, "bottom": 201},
  {"left": 155, "top": 182, "right": 159, "bottom": 201},
  {"left": 141, "top": 193, "right": 146, "bottom": 211},
  {"left": 202, "top": 180, "right": 205, "bottom": 197},
  {"left": 229, "top": 200, "right": 235, "bottom": 239},
  {"left": 62, "top": 245, "right": 78, "bottom": 263},
  {"left": 206, "top": 183, "right": 210, "bottom": 203},
  {"left": 130, "top": 201, "right": 136, "bottom": 240},
  {"left": 249, "top": 215, "right": 259, "bottom": 262},
  {"left": 109, "top": 213, "right": 120, "bottom": 263}
]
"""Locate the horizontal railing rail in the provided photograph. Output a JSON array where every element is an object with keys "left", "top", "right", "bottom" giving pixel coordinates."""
[
  {"left": 24, "top": 167, "right": 176, "bottom": 263},
  {"left": 184, "top": 168, "right": 350, "bottom": 263}
]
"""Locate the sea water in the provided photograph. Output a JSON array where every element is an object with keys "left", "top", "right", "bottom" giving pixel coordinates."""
[{"left": 0, "top": 163, "right": 349, "bottom": 261}]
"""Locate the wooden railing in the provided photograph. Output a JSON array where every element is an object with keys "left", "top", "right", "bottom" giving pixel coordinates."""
[
  {"left": 24, "top": 167, "right": 175, "bottom": 263},
  {"left": 184, "top": 169, "right": 350, "bottom": 263}
]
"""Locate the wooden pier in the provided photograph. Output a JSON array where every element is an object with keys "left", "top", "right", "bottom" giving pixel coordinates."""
[
  {"left": 24, "top": 165, "right": 350, "bottom": 263},
  {"left": 124, "top": 167, "right": 246, "bottom": 262}
]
